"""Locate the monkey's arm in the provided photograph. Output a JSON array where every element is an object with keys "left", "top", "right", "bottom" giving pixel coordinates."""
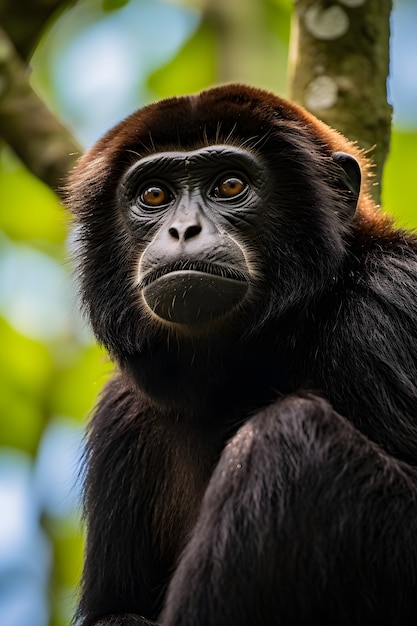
[
  {"left": 76, "top": 377, "right": 164, "bottom": 626},
  {"left": 160, "top": 393, "right": 417, "bottom": 626},
  {"left": 319, "top": 244, "right": 417, "bottom": 464}
]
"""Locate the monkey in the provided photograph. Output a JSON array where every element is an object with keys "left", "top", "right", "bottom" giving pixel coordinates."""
[{"left": 67, "top": 84, "right": 417, "bottom": 625}]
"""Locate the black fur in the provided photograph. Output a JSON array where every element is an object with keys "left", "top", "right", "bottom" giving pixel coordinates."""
[{"left": 67, "top": 84, "right": 417, "bottom": 625}]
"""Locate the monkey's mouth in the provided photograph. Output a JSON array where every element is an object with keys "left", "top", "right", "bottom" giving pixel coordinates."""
[
  {"left": 139, "top": 260, "right": 249, "bottom": 288},
  {"left": 139, "top": 261, "right": 249, "bottom": 326}
]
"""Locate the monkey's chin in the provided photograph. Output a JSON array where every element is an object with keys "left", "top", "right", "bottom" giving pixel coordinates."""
[{"left": 142, "top": 270, "right": 248, "bottom": 326}]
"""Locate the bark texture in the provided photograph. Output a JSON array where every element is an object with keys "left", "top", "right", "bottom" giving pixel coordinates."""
[{"left": 289, "top": 0, "right": 393, "bottom": 202}]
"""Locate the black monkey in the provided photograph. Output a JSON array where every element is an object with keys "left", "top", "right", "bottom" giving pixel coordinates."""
[{"left": 67, "top": 84, "right": 417, "bottom": 626}]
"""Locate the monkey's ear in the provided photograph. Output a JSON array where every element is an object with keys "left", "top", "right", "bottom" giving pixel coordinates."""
[{"left": 332, "top": 151, "right": 361, "bottom": 220}]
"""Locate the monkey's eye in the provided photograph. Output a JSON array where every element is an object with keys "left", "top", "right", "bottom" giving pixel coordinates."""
[
  {"left": 213, "top": 176, "right": 247, "bottom": 200},
  {"left": 140, "top": 185, "right": 171, "bottom": 208}
]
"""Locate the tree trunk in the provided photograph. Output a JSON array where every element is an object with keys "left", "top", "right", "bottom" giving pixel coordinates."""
[{"left": 288, "top": 0, "right": 393, "bottom": 203}]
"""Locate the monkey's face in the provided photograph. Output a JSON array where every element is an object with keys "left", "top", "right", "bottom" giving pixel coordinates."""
[
  {"left": 118, "top": 145, "right": 267, "bottom": 327},
  {"left": 68, "top": 84, "right": 362, "bottom": 356}
]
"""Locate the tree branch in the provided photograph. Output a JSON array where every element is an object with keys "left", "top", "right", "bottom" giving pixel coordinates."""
[
  {"left": 0, "top": 26, "right": 82, "bottom": 196},
  {"left": 0, "top": 0, "right": 72, "bottom": 60}
]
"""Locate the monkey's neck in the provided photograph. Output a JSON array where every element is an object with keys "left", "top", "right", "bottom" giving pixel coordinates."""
[{"left": 123, "top": 332, "right": 293, "bottom": 423}]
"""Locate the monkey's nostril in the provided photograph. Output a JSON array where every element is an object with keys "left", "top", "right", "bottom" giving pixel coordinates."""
[
  {"left": 168, "top": 227, "right": 180, "bottom": 240},
  {"left": 169, "top": 224, "right": 201, "bottom": 241},
  {"left": 184, "top": 225, "right": 202, "bottom": 240}
]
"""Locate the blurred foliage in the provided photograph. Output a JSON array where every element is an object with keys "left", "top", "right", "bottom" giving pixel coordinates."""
[
  {"left": 0, "top": 1, "right": 416, "bottom": 625},
  {"left": 0, "top": 149, "right": 66, "bottom": 253},
  {"left": 148, "top": 20, "right": 218, "bottom": 97},
  {"left": 383, "top": 129, "right": 417, "bottom": 226},
  {"left": 0, "top": 315, "right": 52, "bottom": 454}
]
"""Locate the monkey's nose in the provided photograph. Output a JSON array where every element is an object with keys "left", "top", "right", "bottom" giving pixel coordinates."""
[{"left": 168, "top": 223, "right": 202, "bottom": 242}]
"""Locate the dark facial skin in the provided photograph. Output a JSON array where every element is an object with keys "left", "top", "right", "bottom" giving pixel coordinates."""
[{"left": 118, "top": 145, "right": 267, "bottom": 326}]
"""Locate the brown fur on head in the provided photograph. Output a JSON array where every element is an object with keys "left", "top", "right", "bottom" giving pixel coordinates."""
[{"left": 68, "top": 83, "right": 378, "bottom": 223}]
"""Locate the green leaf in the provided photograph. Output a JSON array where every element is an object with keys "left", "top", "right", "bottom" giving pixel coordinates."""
[
  {"left": 0, "top": 148, "right": 66, "bottom": 253},
  {"left": 0, "top": 317, "right": 53, "bottom": 454},
  {"left": 102, "top": 0, "right": 130, "bottom": 12}
]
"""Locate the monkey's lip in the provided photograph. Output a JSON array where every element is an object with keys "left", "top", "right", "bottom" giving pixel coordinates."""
[
  {"left": 139, "top": 262, "right": 249, "bottom": 325},
  {"left": 138, "top": 261, "right": 249, "bottom": 289}
]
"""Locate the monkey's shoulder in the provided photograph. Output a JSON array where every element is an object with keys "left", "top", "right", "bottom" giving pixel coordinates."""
[
  {"left": 321, "top": 228, "right": 417, "bottom": 369},
  {"left": 347, "top": 225, "right": 417, "bottom": 306}
]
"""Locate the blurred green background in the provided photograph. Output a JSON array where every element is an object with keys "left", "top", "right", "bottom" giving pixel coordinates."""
[{"left": 0, "top": 1, "right": 416, "bottom": 625}]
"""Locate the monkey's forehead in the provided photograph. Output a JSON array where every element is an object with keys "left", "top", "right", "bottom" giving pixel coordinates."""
[
  {"left": 119, "top": 144, "right": 267, "bottom": 190},
  {"left": 128, "top": 145, "right": 263, "bottom": 167}
]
